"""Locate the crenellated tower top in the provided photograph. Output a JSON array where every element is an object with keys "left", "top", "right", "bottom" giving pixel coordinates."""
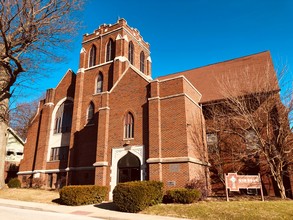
[{"left": 78, "top": 18, "right": 152, "bottom": 82}]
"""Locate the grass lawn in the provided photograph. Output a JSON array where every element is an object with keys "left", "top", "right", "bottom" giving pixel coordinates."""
[
  {"left": 142, "top": 200, "right": 293, "bottom": 220},
  {"left": 0, "top": 188, "right": 59, "bottom": 204},
  {"left": 0, "top": 188, "right": 292, "bottom": 219}
]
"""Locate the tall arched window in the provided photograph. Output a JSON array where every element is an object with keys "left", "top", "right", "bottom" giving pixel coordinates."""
[
  {"left": 96, "top": 73, "right": 103, "bottom": 93},
  {"left": 54, "top": 100, "right": 73, "bottom": 133},
  {"left": 106, "top": 39, "right": 115, "bottom": 62},
  {"left": 89, "top": 45, "right": 96, "bottom": 67},
  {"left": 87, "top": 102, "right": 95, "bottom": 124},
  {"left": 124, "top": 112, "right": 134, "bottom": 139},
  {"left": 128, "top": 41, "right": 134, "bottom": 64},
  {"left": 140, "top": 51, "right": 145, "bottom": 73}
]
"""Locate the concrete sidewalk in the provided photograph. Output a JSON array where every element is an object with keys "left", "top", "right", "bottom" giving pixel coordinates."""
[{"left": 0, "top": 198, "right": 187, "bottom": 220}]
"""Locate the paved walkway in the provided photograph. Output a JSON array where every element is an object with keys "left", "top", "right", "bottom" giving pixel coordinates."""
[{"left": 0, "top": 198, "right": 187, "bottom": 220}]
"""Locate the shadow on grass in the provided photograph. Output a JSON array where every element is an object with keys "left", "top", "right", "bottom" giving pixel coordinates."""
[{"left": 94, "top": 202, "right": 120, "bottom": 211}]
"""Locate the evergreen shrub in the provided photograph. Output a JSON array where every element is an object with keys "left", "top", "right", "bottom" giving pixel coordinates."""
[
  {"left": 7, "top": 178, "right": 21, "bottom": 188},
  {"left": 164, "top": 188, "right": 201, "bottom": 204},
  {"left": 59, "top": 185, "right": 108, "bottom": 206},
  {"left": 113, "top": 181, "right": 163, "bottom": 213}
]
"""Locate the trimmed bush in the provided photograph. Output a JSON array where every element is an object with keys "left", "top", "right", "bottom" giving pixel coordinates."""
[
  {"left": 113, "top": 181, "right": 163, "bottom": 213},
  {"left": 164, "top": 188, "right": 201, "bottom": 204},
  {"left": 59, "top": 185, "right": 108, "bottom": 206},
  {"left": 8, "top": 178, "right": 21, "bottom": 188}
]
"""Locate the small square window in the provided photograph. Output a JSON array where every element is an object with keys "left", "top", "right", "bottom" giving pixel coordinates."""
[{"left": 207, "top": 133, "right": 218, "bottom": 153}]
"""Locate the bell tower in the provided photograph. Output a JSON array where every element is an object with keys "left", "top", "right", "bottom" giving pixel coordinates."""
[{"left": 78, "top": 18, "right": 152, "bottom": 92}]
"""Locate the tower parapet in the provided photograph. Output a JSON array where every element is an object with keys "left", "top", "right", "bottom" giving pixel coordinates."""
[{"left": 79, "top": 18, "right": 151, "bottom": 82}]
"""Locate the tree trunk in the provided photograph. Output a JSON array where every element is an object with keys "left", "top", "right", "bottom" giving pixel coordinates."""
[
  {"left": 0, "top": 97, "right": 8, "bottom": 189},
  {"left": 265, "top": 152, "right": 287, "bottom": 199},
  {"left": 274, "top": 172, "right": 287, "bottom": 199}
]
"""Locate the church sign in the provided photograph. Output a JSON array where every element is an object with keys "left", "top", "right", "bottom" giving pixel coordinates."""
[{"left": 225, "top": 173, "right": 264, "bottom": 201}]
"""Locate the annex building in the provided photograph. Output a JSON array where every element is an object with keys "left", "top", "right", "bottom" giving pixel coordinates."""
[
  {"left": 5, "top": 127, "right": 24, "bottom": 183},
  {"left": 18, "top": 18, "right": 292, "bottom": 198}
]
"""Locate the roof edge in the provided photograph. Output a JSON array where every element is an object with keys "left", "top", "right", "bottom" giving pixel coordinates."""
[
  {"left": 157, "top": 51, "right": 271, "bottom": 80},
  {"left": 7, "top": 127, "right": 25, "bottom": 145}
]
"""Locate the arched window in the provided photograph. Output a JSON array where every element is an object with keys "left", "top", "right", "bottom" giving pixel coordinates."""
[
  {"left": 96, "top": 73, "right": 103, "bottom": 93},
  {"left": 106, "top": 39, "right": 115, "bottom": 62},
  {"left": 128, "top": 41, "right": 134, "bottom": 64},
  {"left": 89, "top": 45, "right": 96, "bottom": 67},
  {"left": 124, "top": 112, "right": 134, "bottom": 139},
  {"left": 87, "top": 102, "right": 95, "bottom": 124},
  {"left": 54, "top": 100, "right": 73, "bottom": 133},
  {"left": 140, "top": 51, "right": 145, "bottom": 73}
]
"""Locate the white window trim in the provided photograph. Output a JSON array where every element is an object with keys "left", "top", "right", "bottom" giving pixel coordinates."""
[{"left": 47, "top": 97, "right": 73, "bottom": 162}]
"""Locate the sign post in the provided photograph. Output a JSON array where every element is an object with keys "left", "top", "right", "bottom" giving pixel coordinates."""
[{"left": 225, "top": 173, "right": 264, "bottom": 201}]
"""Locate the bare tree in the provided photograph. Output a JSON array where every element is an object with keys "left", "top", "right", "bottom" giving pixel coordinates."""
[
  {"left": 9, "top": 97, "right": 40, "bottom": 140},
  {"left": 204, "top": 61, "right": 293, "bottom": 198},
  {"left": 0, "top": 0, "right": 83, "bottom": 188},
  {"left": 187, "top": 111, "right": 211, "bottom": 197},
  {"left": 205, "top": 103, "right": 261, "bottom": 194}
]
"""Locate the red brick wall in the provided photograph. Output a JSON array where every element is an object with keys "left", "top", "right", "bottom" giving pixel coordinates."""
[
  {"left": 148, "top": 76, "right": 208, "bottom": 190},
  {"left": 107, "top": 69, "right": 149, "bottom": 148},
  {"left": 19, "top": 101, "right": 43, "bottom": 172},
  {"left": 19, "top": 70, "right": 76, "bottom": 177},
  {"left": 18, "top": 19, "right": 210, "bottom": 195}
]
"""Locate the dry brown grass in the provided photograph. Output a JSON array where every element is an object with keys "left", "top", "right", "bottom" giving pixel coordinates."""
[
  {"left": 142, "top": 200, "right": 293, "bottom": 220},
  {"left": 0, "top": 188, "right": 59, "bottom": 204},
  {"left": 1, "top": 188, "right": 293, "bottom": 220}
]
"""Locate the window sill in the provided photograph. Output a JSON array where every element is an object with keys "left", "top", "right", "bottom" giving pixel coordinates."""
[
  {"left": 85, "top": 123, "right": 95, "bottom": 127},
  {"left": 48, "top": 160, "right": 60, "bottom": 162},
  {"left": 123, "top": 138, "right": 134, "bottom": 141},
  {"left": 123, "top": 138, "right": 134, "bottom": 146},
  {"left": 85, "top": 60, "right": 113, "bottom": 71},
  {"left": 53, "top": 132, "right": 70, "bottom": 135},
  {"left": 48, "top": 159, "right": 67, "bottom": 163}
]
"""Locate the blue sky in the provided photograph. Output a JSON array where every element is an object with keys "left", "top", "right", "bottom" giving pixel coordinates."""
[{"left": 17, "top": 0, "right": 293, "bottom": 103}]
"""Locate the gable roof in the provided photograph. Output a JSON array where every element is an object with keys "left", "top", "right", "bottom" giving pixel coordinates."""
[
  {"left": 157, "top": 51, "right": 279, "bottom": 104},
  {"left": 55, "top": 69, "right": 76, "bottom": 91},
  {"left": 109, "top": 64, "right": 151, "bottom": 93},
  {"left": 7, "top": 127, "right": 25, "bottom": 145}
]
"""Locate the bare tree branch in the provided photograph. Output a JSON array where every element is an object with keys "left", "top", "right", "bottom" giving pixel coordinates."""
[
  {"left": 204, "top": 61, "right": 293, "bottom": 198},
  {"left": 0, "top": 0, "right": 84, "bottom": 189}
]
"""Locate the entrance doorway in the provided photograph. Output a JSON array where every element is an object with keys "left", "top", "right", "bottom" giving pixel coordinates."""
[
  {"left": 110, "top": 146, "right": 144, "bottom": 199},
  {"left": 117, "top": 152, "right": 141, "bottom": 183}
]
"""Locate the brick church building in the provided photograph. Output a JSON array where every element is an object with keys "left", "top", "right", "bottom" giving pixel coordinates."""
[{"left": 18, "top": 18, "right": 292, "bottom": 198}]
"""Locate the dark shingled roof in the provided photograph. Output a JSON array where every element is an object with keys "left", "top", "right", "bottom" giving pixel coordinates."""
[{"left": 157, "top": 51, "right": 279, "bottom": 104}]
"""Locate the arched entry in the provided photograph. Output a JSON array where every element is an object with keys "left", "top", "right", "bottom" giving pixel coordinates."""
[
  {"left": 117, "top": 152, "right": 140, "bottom": 183},
  {"left": 110, "top": 145, "right": 145, "bottom": 199}
]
